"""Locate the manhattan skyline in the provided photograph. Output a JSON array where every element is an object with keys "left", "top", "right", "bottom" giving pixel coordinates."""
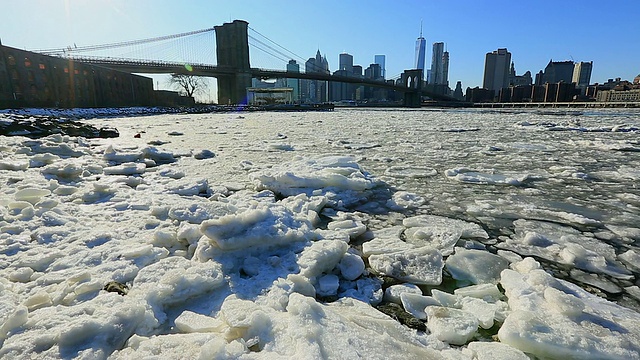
[{"left": 1, "top": 0, "right": 638, "bottom": 92}]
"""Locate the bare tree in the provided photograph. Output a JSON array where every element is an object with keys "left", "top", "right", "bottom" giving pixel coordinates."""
[{"left": 168, "top": 74, "right": 209, "bottom": 99}]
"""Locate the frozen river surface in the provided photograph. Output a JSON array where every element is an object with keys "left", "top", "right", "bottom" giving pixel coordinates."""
[{"left": 1, "top": 107, "right": 640, "bottom": 359}]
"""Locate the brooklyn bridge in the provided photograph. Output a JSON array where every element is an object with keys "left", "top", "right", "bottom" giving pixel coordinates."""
[{"left": 25, "top": 20, "right": 455, "bottom": 107}]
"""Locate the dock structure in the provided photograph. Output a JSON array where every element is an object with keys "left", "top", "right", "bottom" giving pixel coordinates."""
[{"left": 472, "top": 101, "right": 640, "bottom": 109}]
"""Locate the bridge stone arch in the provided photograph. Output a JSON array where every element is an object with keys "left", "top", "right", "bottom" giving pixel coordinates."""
[
  {"left": 401, "top": 69, "right": 423, "bottom": 107},
  {"left": 214, "top": 20, "right": 252, "bottom": 105}
]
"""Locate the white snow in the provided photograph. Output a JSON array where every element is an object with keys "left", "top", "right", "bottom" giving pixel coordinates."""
[
  {"left": 1, "top": 107, "right": 640, "bottom": 359},
  {"left": 498, "top": 258, "right": 640, "bottom": 359}
]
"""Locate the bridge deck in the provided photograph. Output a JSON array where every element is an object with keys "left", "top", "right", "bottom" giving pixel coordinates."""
[{"left": 67, "top": 57, "right": 455, "bottom": 101}]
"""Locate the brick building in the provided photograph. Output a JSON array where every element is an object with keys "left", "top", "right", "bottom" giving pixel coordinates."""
[{"left": 0, "top": 41, "right": 157, "bottom": 108}]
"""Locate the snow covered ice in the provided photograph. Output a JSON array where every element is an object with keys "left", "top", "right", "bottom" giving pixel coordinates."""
[{"left": 2, "top": 107, "right": 640, "bottom": 359}]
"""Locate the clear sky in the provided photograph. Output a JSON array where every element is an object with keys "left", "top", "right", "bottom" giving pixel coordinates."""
[{"left": 2, "top": 0, "right": 638, "bottom": 100}]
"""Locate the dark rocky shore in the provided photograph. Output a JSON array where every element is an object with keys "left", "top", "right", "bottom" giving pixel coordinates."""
[{"left": 0, "top": 113, "right": 119, "bottom": 138}]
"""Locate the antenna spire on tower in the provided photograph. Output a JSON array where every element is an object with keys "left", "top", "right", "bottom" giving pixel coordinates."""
[{"left": 420, "top": 19, "right": 423, "bottom": 38}]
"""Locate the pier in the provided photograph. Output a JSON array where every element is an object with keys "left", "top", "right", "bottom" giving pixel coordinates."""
[{"left": 472, "top": 101, "right": 640, "bottom": 109}]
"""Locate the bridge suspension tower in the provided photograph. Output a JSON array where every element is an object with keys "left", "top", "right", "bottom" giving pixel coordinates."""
[{"left": 214, "top": 20, "right": 251, "bottom": 105}]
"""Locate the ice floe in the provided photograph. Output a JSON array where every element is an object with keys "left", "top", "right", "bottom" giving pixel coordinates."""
[{"left": 1, "top": 108, "right": 640, "bottom": 359}]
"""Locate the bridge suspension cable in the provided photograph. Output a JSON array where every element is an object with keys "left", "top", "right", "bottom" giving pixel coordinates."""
[
  {"left": 247, "top": 26, "right": 317, "bottom": 72},
  {"left": 33, "top": 27, "right": 216, "bottom": 56},
  {"left": 248, "top": 26, "right": 307, "bottom": 64},
  {"left": 248, "top": 36, "right": 293, "bottom": 63}
]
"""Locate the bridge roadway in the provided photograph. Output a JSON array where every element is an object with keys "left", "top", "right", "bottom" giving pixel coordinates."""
[{"left": 71, "top": 57, "right": 454, "bottom": 101}]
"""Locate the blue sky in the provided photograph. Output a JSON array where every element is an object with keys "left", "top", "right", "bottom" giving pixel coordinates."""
[{"left": 2, "top": 0, "right": 638, "bottom": 96}]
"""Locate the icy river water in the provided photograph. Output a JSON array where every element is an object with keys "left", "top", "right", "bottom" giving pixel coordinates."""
[
  {"left": 98, "top": 107, "right": 640, "bottom": 301},
  {"left": 2, "top": 107, "right": 640, "bottom": 359}
]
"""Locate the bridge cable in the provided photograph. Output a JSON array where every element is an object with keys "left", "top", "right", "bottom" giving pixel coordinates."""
[
  {"left": 248, "top": 26, "right": 308, "bottom": 64},
  {"left": 33, "top": 27, "right": 216, "bottom": 56},
  {"left": 247, "top": 36, "right": 296, "bottom": 64}
]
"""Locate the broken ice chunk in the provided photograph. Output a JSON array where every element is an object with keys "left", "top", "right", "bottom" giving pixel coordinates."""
[
  {"left": 400, "top": 293, "right": 439, "bottom": 320},
  {"left": 403, "top": 214, "right": 488, "bottom": 239},
  {"left": 175, "top": 310, "right": 227, "bottom": 333},
  {"left": 383, "top": 283, "right": 422, "bottom": 304},
  {"left": 368, "top": 247, "right": 443, "bottom": 285},
  {"left": 425, "top": 306, "right": 478, "bottom": 345},
  {"left": 466, "top": 341, "right": 530, "bottom": 360},
  {"left": 446, "top": 247, "right": 509, "bottom": 285},
  {"left": 338, "top": 252, "right": 365, "bottom": 281}
]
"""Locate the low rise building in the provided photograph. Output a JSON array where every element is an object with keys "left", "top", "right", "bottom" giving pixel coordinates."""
[
  {"left": 465, "top": 87, "right": 494, "bottom": 103},
  {"left": 597, "top": 89, "right": 640, "bottom": 102},
  {"left": 0, "top": 41, "right": 158, "bottom": 108},
  {"left": 246, "top": 87, "right": 293, "bottom": 105}
]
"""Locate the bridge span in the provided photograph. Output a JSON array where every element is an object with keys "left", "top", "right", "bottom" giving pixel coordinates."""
[
  {"left": 72, "top": 57, "right": 454, "bottom": 104},
  {"left": 48, "top": 20, "right": 455, "bottom": 106}
]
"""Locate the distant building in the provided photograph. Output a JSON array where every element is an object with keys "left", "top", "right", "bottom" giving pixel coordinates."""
[
  {"left": 529, "top": 85, "right": 546, "bottom": 102},
  {"left": 541, "top": 60, "right": 574, "bottom": 84},
  {"left": 352, "top": 65, "right": 363, "bottom": 77},
  {"left": 246, "top": 87, "right": 293, "bottom": 105},
  {"left": 534, "top": 70, "right": 544, "bottom": 86},
  {"left": 339, "top": 53, "right": 354, "bottom": 74},
  {"left": 502, "top": 85, "right": 534, "bottom": 102},
  {"left": 594, "top": 76, "right": 640, "bottom": 101},
  {"left": 483, "top": 48, "right": 511, "bottom": 96},
  {"left": 303, "top": 50, "right": 329, "bottom": 103},
  {"left": 352, "top": 65, "right": 364, "bottom": 100},
  {"left": 572, "top": 61, "right": 592, "bottom": 95},
  {"left": 572, "top": 61, "right": 592, "bottom": 86},
  {"left": 601, "top": 77, "right": 624, "bottom": 88},
  {"left": 597, "top": 88, "right": 640, "bottom": 102},
  {"left": 499, "top": 82, "right": 577, "bottom": 103},
  {"left": 374, "top": 55, "right": 386, "bottom": 79},
  {"left": 364, "top": 63, "right": 384, "bottom": 100},
  {"left": 453, "top": 81, "right": 464, "bottom": 101},
  {"left": 329, "top": 69, "right": 353, "bottom": 101},
  {"left": 154, "top": 90, "right": 196, "bottom": 106},
  {"left": 414, "top": 25, "right": 427, "bottom": 77},
  {"left": 466, "top": 86, "right": 494, "bottom": 103},
  {"left": 286, "top": 60, "right": 300, "bottom": 102},
  {"left": 0, "top": 41, "right": 158, "bottom": 108},
  {"left": 508, "top": 62, "right": 532, "bottom": 86},
  {"left": 429, "top": 42, "right": 445, "bottom": 85},
  {"left": 551, "top": 82, "right": 577, "bottom": 102},
  {"left": 426, "top": 42, "right": 450, "bottom": 95},
  {"left": 515, "top": 71, "right": 533, "bottom": 86},
  {"left": 531, "top": 82, "right": 577, "bottom": 102},
  {"left": 364, "top": 63, "right": 382, "bottom": 80},
  {"left": 442, "top": 51, "right": 449, "bottom": 87}
]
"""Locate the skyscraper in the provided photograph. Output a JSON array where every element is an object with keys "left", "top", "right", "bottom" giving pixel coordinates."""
[
  {"left": 339, "top": 53, "right": 354, "bottom": 74},
  {"left": 364, "top": 63, "right": 382, "bottom": 80},
  {"left": 286, "top": 60, "right": 300, "bottom": 102},
  {"left": 442, "top": 51, "right": 449, "bottom": 87},
  {"left": 453, "top": 81, "right": 464, "bottom": 101},
  {"left": 332, "top": 53, "right": 355, "bottom": 102},
  {"left": 430, "top": 42, "right": 445, "bottom": 85},
  {"left": 414, "top": 22, "right": 426, "bottom": 78},
  {"left": 483, "top": 48, "right": 512, "bottom": 95},
  {"left": 374, "top": 55, "right": 386, "bottom": 79},
  {"left": 572, "top": 61, "right": 593, "bottom": 94},
  {"left": 542, "top": 60, "right": 574, "bottom": 84},
  {"left": 303, "top": 50, "right": 330, "bottom": 103}
]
